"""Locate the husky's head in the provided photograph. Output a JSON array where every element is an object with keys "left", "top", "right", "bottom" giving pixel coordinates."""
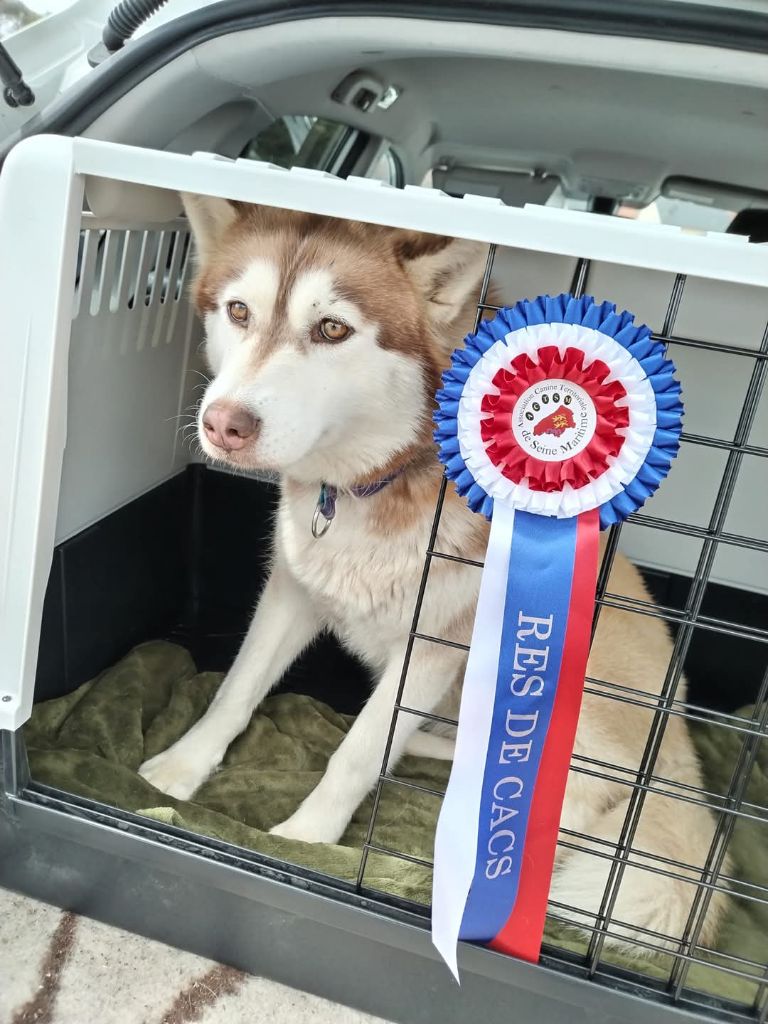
[{"left": 183, "top": 194, "right": 487, "bottom": 486}]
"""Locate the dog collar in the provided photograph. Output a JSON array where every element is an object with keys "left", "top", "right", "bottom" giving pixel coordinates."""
[{"left": 311, "top": 469, "right": 405, "bottom": 538}]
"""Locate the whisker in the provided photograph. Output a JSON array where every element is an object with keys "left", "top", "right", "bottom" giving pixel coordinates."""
[
  {"left": 188, "top": 368, "right": 211, "bottom": 384},
  {"left": 178, "top": 422, "right": 200, "bottom": 443}
]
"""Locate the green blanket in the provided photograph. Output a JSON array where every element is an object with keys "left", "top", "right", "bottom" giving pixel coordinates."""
[{"left": 24, "top": 641, "right": 767, "bottom": 1005}]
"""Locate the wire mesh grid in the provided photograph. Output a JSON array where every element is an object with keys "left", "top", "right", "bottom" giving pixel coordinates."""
[{"left": 354, "top": 248, "right": 768, "bottom": 1019}]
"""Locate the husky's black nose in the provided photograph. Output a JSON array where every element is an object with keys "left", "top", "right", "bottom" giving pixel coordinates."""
[{"left": 202, "top": 400, "right": 259, "bottom": 451}]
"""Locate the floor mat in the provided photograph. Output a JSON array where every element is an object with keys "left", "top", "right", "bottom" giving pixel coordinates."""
[{"left": 0, "top": 887, "right": 390, "bottom": 1024}]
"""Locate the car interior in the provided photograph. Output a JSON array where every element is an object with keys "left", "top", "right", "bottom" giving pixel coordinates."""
[
  {"left": 2, "top": 9, "right": 767, "bottom": 1022},
  {"left": 76, "top": 19, "right": 767, "bottom": 222}
]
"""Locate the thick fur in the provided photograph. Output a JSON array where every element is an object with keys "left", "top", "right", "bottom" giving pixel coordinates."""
[{"left": 140, "top": 196, "right": 727, "bottom": 951}]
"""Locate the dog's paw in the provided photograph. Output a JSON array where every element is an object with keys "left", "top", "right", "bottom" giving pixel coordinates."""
[
  {"left": 138, "top": 745, "right": 213, "bottom": 801},
  {"left": 269, "top": 807, "right": 345, "bottom": 845}
]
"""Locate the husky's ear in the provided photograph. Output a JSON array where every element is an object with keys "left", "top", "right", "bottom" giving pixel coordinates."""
[
  {"left": 395, "top": 232, "right": 490, "bottom": 328},
  {"left": 181, "top": 192, "right": 239, "bottom": 258}
]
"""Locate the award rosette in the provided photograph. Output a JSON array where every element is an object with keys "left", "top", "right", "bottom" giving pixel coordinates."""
[{"left": 431, "top": 293, "right": 683, "bottom": 978}]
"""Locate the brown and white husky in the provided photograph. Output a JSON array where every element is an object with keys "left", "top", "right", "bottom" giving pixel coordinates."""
[{"left": 140, "top": 194, "right": 726, "bottom": 949}]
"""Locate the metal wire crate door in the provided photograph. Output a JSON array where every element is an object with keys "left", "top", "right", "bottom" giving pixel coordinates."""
[{"left": 356, "top": 247, "right": 768, "bottom": 1022}]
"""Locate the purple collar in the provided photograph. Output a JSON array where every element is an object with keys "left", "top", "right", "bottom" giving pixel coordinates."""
[{"left": 312, "top": 468, "right": 405, "bottom": 538}]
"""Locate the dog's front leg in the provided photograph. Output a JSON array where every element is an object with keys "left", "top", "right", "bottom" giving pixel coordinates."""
[
  {"left": 139, "top": 558, "right": 319, "bottom": 800},
  {"left": 270, "top": 642, "right": 460, "bottom": 844}
]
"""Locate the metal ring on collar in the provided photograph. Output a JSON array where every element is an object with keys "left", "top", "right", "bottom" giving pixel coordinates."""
[{"left": 311, "top": 502, "right": 333, "bottom": 539}]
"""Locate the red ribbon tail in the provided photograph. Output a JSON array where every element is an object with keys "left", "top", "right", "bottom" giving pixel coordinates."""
[{"left": 489, "top": 507, "right": 600, "bottom": 961}]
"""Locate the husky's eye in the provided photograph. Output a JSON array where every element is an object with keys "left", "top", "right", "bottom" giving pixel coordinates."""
[
  {"left": 227, "top": 300, "right": 249, "bottom": 325},
  {"left": 316, "top": 318, "right": 352, "bottom": 343}
]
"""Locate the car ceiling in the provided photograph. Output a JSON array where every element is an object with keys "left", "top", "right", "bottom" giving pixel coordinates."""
[
  {"left": 255, "top": 56, "right": 767, "bottom": 202},
  {"left": 82, "top": 17, "right": 768, "bottom": 203}
]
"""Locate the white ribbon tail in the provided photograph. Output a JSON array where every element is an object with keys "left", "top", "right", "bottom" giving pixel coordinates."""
[{"left": 431, "top": 502, "right": 516, "bottom": 980}]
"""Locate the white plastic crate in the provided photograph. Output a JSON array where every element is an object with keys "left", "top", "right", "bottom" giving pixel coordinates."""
[{"left": 1, "top": 134, "right": 766, "bottom": 732}]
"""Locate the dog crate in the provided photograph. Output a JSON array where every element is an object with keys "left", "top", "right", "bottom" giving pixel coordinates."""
[{"left": 1, "top": 133, "right": 767, "bottom": 1024}]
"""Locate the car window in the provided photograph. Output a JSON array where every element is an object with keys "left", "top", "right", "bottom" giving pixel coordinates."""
[
  {"left": 366, "top": 147, "right": 404, "bottom": 187},
  {"left": 241, "top": 115, "right": 360, "bottom": 174},
  {"left": 616, "top": 196, "right": 736, "bottom": 232},
  {"left": 1, "top": 1, "right": 43, "bottom": 40}
]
